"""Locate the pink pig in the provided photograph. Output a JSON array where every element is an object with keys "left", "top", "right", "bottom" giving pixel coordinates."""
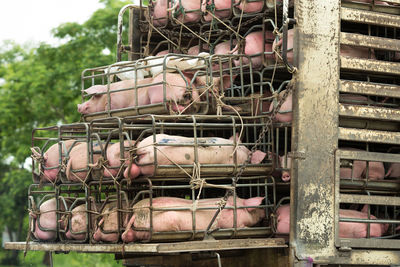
[
  {"left": 233, "top": 31, "right": 275, "bottom": 69},
  {"left": 276, "top": 204, "right": 388, "bottom": 238},
  {"left": 31, "top": 140, "right": 79, "bottom": 182},
  {"left": 124, "top": 133, "right": 266, "bottom": 179},
  {"left": 104, "top": 140, "right": 136, "bottom": 179},
  {"left": 64, "top": 204, "right": 90, "bottom": 240},
  {"left": 65, "top": 142, "right": 103, "bottom": 183},
  {"left": 92, "top": 201, "right": 128, "bottom": 243},
  {"left": 234, "top": 0, "right": 264, "bottom": 13},
  {"left": 121, "top": 196, "right": 265, "bottom": 242},
  {"left": 151, "top": 0, "right": 169, "bottom": 26},
  {"left": 30, "top": 198, "right": 70, "bottom": 241},
  {"left": 148, "top": 72, "right": 199, "bottom": 112},
  {"left": 273, "top": 29, "right": 376, "bottom": 64},
  {"left": 77, "top": 78, "right": 152, "bottom": 114},
  {"left": 385, "top": 162, "right": 400, "bottom": 178},
  {"left": 340, "top": 148, "right": 385, "bottom": 181},
  {"left": 268, "top": 90, "right": 292, "bottom": 123},
  {"left": 278, "top": 148, "right": 385, "bottom": 182},
  {"left": 169, "top": 0, "right": 202, "bottom": 23},
  {"left": 202, "top": 0, "right": 232, "bottom": 21}
]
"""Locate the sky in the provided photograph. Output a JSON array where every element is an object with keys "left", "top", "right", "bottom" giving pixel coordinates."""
[{"left": 0, "top": 0, "right": 105, "bottom": 45}]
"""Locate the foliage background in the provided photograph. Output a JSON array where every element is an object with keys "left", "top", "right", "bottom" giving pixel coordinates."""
[{"left": 0, "top": 0, "right": 130, "bottom": 265}]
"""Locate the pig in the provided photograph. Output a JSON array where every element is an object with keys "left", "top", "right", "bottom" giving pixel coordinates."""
[
  {"left": 385, "top": 162, "right": 400, "bottom": 178},
  {"left": 268, "top": 90, "right": 292, "bottom": 123},
  {"left": 170, "top": 0, "right": 202, "bottom": 23},
  {"left": 233, "top": 31, "right": 275, "bottom": 69},
  {"left": 275, "top": 204, "right": 388, "bottom": 238},
  {"left": 187, "top": 44, "right": 210, "bottom": 55},
  {"left": 64, "top": 204, "right": 88, "bottom": 240},
  {"left": 272, "top": 29, "right": 376, "bottom": 64},
  {"left": 104, "top": 140, "right": 136, "bottom": 179},
  {"left": 150, "top": 0, "right": 169, "bottom": 26},
  {"left": 30, "top": 198, "right": 70, "bottom": 241},
  {"left": 65, "top": 200, "right": 100, "bottom": 240},
  {"left": 31, "top": 139, "right": 79, "bottom": 182},
  {"left": 339, "top": 148, "right": 385, "bottom": 181},
  {"left": 123, "top": 133, "right": 266, "bottom": 179},
  {"left": 278, "top": 154, "right": 291, "bottom": 182},
  {"left": 121, "top": 196, "right": 265, "bottom": 242},
  {"left": 92, "top": 201, "right": 128, "bottom": 243},
  {"left": 77, "top": 78, "right": 152, "bottom": 114},
  {"left": 234, "top": 0, "right": 264, "bottom": 13},
  {"left": 65, "top": 142, "right": 103, "bottom": 183},
  {"left": 278, "top": 148, "right": 385, "bottom": 182},
  {"left": 147, "top": 72, "right": 200, "bottom": 113},
  {"left": 201, "top": 0, "right": 232, "bottom": 21}
]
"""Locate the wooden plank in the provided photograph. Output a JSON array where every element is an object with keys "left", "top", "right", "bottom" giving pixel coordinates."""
[
  {"left": 340, "top": 194, "right": 400, "bottom": 206},
  {"left": 340, "top": 32, "right": 400, "bottom": 51},
  {"left": 339, "top": 104, "right": 400, "bottom": 122},
  {"left": 337, "top": 149, "right": 400, "bottom": 162},
  {"left": 339, "top": 127, "right": 400, "bottom": 144},
  {"left": 342, "top": 7, "right": 400, "bottom": 28},
  {"left": 4, "top": 239, "right": 287, "bottom": 253},
  {"left": 340, "top": 80, "right": 400, "bottom": 98},
  {"left": 341, "top": 56, "right": 400, "bottom": 75}
]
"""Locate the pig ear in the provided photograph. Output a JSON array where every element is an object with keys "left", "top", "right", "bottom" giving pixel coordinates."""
[
  {"left": 84, "top": 85, "right": 107, "bottom": 95},
  {"left": 229, "top": 133, "right": 241, "bottom": 143},
  {"left": 251, "top": 150, "right": 266, "bottom": 164},
  {"left": 245, "top": 197, "right": 264, "bottom": 212}
]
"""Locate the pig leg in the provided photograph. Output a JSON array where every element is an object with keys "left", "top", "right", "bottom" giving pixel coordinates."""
[{"left": 121, "top": 214, "right": 136, "bottom": 243}]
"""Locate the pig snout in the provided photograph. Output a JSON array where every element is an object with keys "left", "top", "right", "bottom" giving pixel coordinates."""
[
  {"left": 77, "top": 103, "right": 89, "bottom": 114},
  {"left": 281, "top": 171, "right": 290, "bottom": 182},
  {"left": 123, "top": 162, "right": 141, "bottom": 180},
  {"left": 65, "top": 230, "right": 73, "bottom": 240}
]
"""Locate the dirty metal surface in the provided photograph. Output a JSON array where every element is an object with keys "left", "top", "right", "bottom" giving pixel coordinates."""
[
  {"left": 120, "top": 248, "right": 290, "bottom": 267},
  {"left": 325, "top": 250, "right": 400, "bottom": 265},
  {"left": 340, "top": 194, "right": 400, "bottom": 206},
  {"left": 336, "top": 149, "right": 400, "bottom": 162},
  {"left": 341, "top": 1, "right": 400, "bottom": 15},
  {"left": 340, "top": 80, "right": 400, "bottom": 98},
  {"left": 291, "top": 0, "right": 340, "bottom": 264},
  {"left": 5, "top": 238, "right": 287, "bottom": 254},
  {"left": 341, "top": 7, "right": 400, "bottom": 28},
  {"left": 341, "top": 57, "right": 400, "bottom": 75},
  {"left": 339, "top": 104, "right": 400, "bottom": 122},
  {"left": 339, "top": 127, "right": 400, "bottom": 144},
  {"left": 340, "top": 32, "right": 400, "bottom": 51},
  {"left": 337, "top": 239, "right": 400, "bottom": 250}
]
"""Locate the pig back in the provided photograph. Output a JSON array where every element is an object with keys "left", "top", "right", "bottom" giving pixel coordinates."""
[{"left": 66, "top": 142, "right": 103, "bottom": 183}]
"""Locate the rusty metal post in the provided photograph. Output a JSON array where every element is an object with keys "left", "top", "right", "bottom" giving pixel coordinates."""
[
  {"left": 129, "top": 7, "right": 141, "bottom": 61},
  {"left": 290, "top": 0, "right": 340, "bottom": 265}
]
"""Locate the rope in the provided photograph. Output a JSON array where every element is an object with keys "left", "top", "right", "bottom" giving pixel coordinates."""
[
  {"left": 171, "top": 17, "right": 211, "bottom": 45},
  {"left": 204, "top": 10, "right": 244, "bottom": 40},
  {"left": 209, "top": 86, "right": 244, "bottom": 156},
  {"left": 144, "top": 11, "right": 180, "bottom": 51}
]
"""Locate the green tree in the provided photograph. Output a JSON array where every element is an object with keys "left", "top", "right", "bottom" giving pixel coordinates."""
[{"left": 0, "top": 0, "right": 129, "bottom": 265}]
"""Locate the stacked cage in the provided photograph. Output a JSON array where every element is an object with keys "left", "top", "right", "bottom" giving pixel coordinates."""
[{"left": 28, "top": 0, "right": 294, "bottom": 245}]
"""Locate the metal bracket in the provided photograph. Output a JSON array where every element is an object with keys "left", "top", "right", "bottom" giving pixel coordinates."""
[{"left": 288, "top": 151, "right": 306, "bottom": 160}]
